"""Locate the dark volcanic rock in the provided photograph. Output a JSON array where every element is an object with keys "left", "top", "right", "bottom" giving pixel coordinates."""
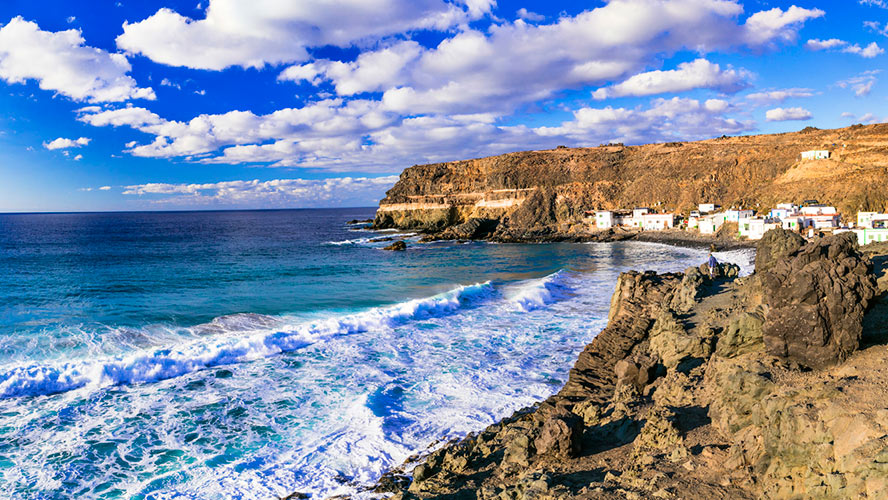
[
  {"left": 760, "top": 231, "right": 877, "bottom": 369},
  {"left": 452, "top": 217, "right": 499, "bottom": 239},
  {"left": 533, "top": 408, "right": 584, "bottom": 458},
  {"left": 383, "top": 240, "right": 407, "bottom": 251},
  {"left": 755, "top": 228, "right": 806, "bottom": 273}
]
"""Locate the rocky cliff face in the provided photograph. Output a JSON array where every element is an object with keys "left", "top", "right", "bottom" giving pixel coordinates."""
[
  {"left": 374, "top": 124, "right": 888, "bottom": 238},
  {"left": 369, "top": 231, "right": 888, "bottom": 499}
]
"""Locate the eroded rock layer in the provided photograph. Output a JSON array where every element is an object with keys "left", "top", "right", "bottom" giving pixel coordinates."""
[{"left": 374, "top": 124, "right": 888, "bottom": 239}]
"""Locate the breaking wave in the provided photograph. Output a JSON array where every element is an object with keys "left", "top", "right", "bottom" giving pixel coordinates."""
[
  {"left": 0, "top": 281, "right": 495, "bottom": 399},
  {"left": 505, "top": 270, "right": 574, "bottom": 312}
]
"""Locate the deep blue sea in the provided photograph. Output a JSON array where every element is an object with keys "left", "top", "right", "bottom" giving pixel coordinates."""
[{"left": 0, "top": 209, "right": 754, "bottom": 499}]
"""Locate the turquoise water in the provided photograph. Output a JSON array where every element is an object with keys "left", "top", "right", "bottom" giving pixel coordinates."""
[{"left": 0, "top": 209, "right": 754, "bottom": 499}]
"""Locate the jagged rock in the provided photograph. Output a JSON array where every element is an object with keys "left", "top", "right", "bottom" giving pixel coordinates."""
[
  {"left": 760, "top": 232, "right": 877, "bottom": 369},
  {"left": 615, "top": 353, "right": 659, "bottom": 391},
  {"left": 383, "top": 240, "right": 407, "bottom": 251},
  {"left": 452, "top": 217, "right": 499, "bottom": 239},
  {"left": 755, "top": 228, "right": 806, "bottom": 273},
  {"left": 715, "top": 309, "right": 765, "bottom": 357},
  {"left": 698, "top": 262, "right": 741, "bottom": 280},
  {"left": 670, "top": 267, "right": 706, "bottom": 313},
  {"left": 632, "top": 407, "right": 688, "bottom": 464},
  {"left": 533, "top": 409, "right": 584, "bottom": 458},
  {"left": 649, "top": 311, "right": 712, "bottom": 370},
  {"left": 560, "top": 271, "right": 683, "bottom": 401}
]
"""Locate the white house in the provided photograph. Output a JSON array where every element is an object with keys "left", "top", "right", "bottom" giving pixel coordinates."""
[
  {"left": 800, "top": 150, "right": 830, "bottom": 160},
  {"left": 593, "top": 210, "right": 614, "bottom": 229},
  {"left": 725, "top": 209, "right": 754, "bottom": 223},
  {"left": 698, "top": 213, "right": 726, "bottom": 235},
  {"left": 769, "top": 203, "right": 799, "bottom": 220},
  {"left": 807, "top": 214, "right": 841, "bottom": 230},
  {"left": 641, "top": 213, "right": 675, "bottom": 231},
  {"left": 698, "top": 203, "right": 717, "bottom": 214},
  {"left": 851, "top": 228, "right": 888, "bottom": 245},
  {"left": 738, "top": 217, "right": 781, "bottom": 240},
  {"left": 633, "top": 207, "right": 650, "bottom": 219},
  {"left": 857, "top": 212, "right": 888, "bottom": 229},
  {"left": 781, "top": 216, "right": 808, "bottom": 231},
  {"left": 800, "top": 205, "right": 837, "bottom": 216}
]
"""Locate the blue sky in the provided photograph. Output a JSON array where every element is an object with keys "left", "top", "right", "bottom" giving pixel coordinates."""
[{"left": 0, "top": 0, "right": 885, "bottom": 212}]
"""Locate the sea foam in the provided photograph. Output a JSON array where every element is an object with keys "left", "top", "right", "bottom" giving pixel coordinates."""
[
  {"left": 506, "top": 270, "right": 574, "bottom": 312},
  {"left": 0, "top": 281, "right": 495, "bottom": 399}
]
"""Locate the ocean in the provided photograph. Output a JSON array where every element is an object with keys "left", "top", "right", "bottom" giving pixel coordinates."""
[{"left": 0, "top": 209, "right": 754, "bottom": 499}]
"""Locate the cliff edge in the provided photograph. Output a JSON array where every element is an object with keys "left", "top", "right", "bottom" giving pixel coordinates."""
[
  {"left": 364, "top": 230, "right": 888, "bottom": 499},
  {"left": 373, "top": 124, "right": 888, "bottom": 241}
]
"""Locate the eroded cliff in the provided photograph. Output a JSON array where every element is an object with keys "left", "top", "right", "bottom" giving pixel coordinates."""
[{"left": 374, "top": 124, "right": 888, "bottom": 240}]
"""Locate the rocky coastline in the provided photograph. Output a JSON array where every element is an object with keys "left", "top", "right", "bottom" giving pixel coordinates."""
[{"left": 352, "top": 230, "right": 888, "bottom": 499}]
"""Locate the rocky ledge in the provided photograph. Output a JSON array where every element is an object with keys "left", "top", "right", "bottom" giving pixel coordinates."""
[{"left": 367, "top": 230, "right": 888, "bottom": 499}]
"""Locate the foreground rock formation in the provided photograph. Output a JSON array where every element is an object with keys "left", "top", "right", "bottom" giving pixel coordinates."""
[
  {"left": 373, "top": 124, "right": 888, "bottom": 242},
  {"left": 366, "top": 231, "right": 888, "bottom": 499}
]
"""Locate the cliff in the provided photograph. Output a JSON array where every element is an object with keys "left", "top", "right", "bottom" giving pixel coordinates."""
[
  {"left": 374, "top": 123, "right": 888, "bottom": 240},
  {"left": 366, "top": 231, "right": 888, "bottom": 499}
]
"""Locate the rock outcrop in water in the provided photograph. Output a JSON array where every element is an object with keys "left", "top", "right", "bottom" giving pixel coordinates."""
[
  {"left": 373, "top": 124, "right": 888, "bottom": 242},
  {"left": 367, "top": 230, "right": 888, "bottom": 499}
]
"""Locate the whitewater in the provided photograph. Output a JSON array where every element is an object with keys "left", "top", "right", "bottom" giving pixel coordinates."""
[{"left": 0, "top": 210, "right": 754, "bottom": 499}]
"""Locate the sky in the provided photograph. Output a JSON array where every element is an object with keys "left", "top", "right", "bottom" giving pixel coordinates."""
[{"left": 0, "top": 0, "right": 885, "bottom": 212}]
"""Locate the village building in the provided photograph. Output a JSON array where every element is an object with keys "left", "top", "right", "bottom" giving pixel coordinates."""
[
  {"left": 739, "top": 217, "right": 781, "bottom": 240},
  {"left": 724, "top": 209, "right": 754, "bottom": 223},
  {"left": 769, "top": 203, "right": 799, "bottom": 219},
  {"left": 780, "top": 215, "right": 808, "bottom": 231},
  {"left": 641, "top": 213, "right": 676, "bottom": 231},
  {"left": 851, "top": 228, "right": 888, "bottom": 245},
  {"left": 698, "top": 203, "right": 718, "bottom": 214},
  {"left": 856, "top": 212, "right": 888, "bottom": 229},
  {"left": 698, "top": 213, "right": 726, "bottom": 235},
  {"left": 800, "top": 150, "right": 830, "bottom": 160}
]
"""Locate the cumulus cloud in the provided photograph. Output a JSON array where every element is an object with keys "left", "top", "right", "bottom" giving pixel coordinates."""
[
  {"left": 280, "top": 1, "right": 822, "bottom": 115},
  {"left": 860, "top": 0, "right": 888, "bottom": 8},
  {"left": 865, "top": 21, "right": 888, "bottom": 37},
  {"left": 837, "top": 71, "right": 880, "bottom": 97},
  {"left": 121, "top": 176, "right": 400, "bottom": 208},
  {"left": 0, "top": 17, "right": 155, "bottom": 102},
  {"left": 73, "top": 154, "right": 83, "bottom": 160},
  {"left": 115, "top": 0, "right": 485, "bottom": 70},
  {"left": 43, "top": 136, "right": 91, "bottom": 150},
  {"left": 806, "top": 38, "right": 885, "bottom": 58},
  {"left": 765, "top": 107, "right": 812, "bottom": 121},
  {"left": 516, "top": 8, "right": 545, "bottom": 22},
  {"left": 592, "top": 59, "right": 750, "bottom": 99},
  {"left": 534, "top": 97, "right": 754, "bottom": 145},
  {"left": 745, "top": 88, "right": 814, "bottom": 104},
  {"left": 99, "top": 185, "right": 111, "bottom": 190}
]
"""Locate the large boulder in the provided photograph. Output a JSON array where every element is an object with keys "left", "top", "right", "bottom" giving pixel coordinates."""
[
  {"left": 755, "top": 228, "right": 806, "bottom": 273},
  {"left": 760, "top": 232, "right": 877, "bottom": 369}
]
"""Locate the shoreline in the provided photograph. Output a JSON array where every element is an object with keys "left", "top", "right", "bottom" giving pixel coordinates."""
[{"left": 360, "top": 229, "right": 888, "bottom": 499}]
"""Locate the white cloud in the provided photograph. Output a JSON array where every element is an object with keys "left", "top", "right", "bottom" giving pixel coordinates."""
[
  {"left": 865, "top": 21, "right": 888, "bottom": 36},
  {"left": 860, "top": 0, "right": 888, "bottom": 8},
  {"left": 535, "top": 97, "right": 754, "bottom": 144},
  {"left": 160, "top": 78, "right": 181, "bottom": 89},
  {"left": 282, "top": 1, "right": 822, "bottom": 115},
  {"left": 121, "top": 176, "right": 400, "bottom": 208},
  {"left": 516, "top": 8, "right": 545, "bottom": 22},
  {"left": 840, "top": 111, "right": 882, "bottom": 124},
  {"left": 844, "top": 41, "right": 885, "bottom": 58},
  {"left": 99, "top": 186, "right": 111, "bottom": 190},
  {"left": 806, "top": 38, "right": 885, "bottom": 58},
  {"left": 66, "top": 16, "right": 76, "bottom": 24},
  {"left": 116, "top": 0, "right": 484, "bottom": 70},
  {"left": 73, "top": 154, "right": 83, "bottom": 161},
  {"left": 765, "top": 107, "right": 812, "bottom": 121},
  {"left": 745, "top": 88, "right": 814, "bottom": 104},
  {"left": 0, "top": 17, "right": 155, "bottom": 102},
  {"left": 837, "top": 71, "right": 880, "bottom": 97},
  {"left": 806, "top": 38, "right": 846, "bottom": 50},
  {"left": 592, "top": 58, "right": 750, "bottom": 99},
  {"left": 43, "top": 136, "right": 91, "bottom": 150},
  {"left": 742, "top": 6, "right": 824, "bottom": 46}
]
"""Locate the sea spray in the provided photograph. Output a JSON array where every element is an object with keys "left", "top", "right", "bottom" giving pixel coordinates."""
[{"left": 0, "top": 281, "right": 495, "bottom": 399}]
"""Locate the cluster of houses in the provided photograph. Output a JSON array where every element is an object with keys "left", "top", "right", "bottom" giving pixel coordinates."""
[{"left": 587, "top": 201, "right": 888, "bottom": 246}]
